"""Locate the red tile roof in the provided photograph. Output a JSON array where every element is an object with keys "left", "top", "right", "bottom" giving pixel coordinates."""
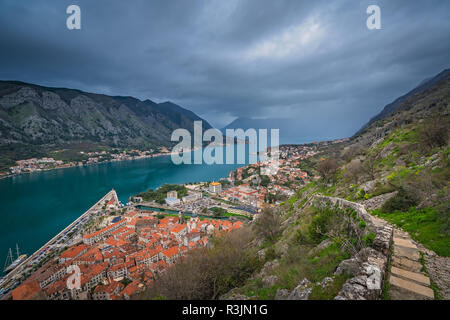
[
  {"left": 12, "top": 280, "right": 43, "bottom": 300},
  {"left": 60, "top": 244, "right": 89, "bottom": 259}
]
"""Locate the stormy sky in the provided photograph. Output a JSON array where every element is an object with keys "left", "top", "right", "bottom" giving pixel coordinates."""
[{"left": 0, "top": 0, "right": 449, "bottom": 143}]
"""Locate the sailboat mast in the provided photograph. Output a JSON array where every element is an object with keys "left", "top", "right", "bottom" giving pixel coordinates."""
[
  {"left": 16, "top": 243, "right": 20, "bottom": 259},
  {"left": 4, "top": 248, "right": 13, "bottom": 271}
]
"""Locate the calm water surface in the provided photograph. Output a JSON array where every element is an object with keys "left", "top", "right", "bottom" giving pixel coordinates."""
[{"left": 0, "top": 146, "right": 253, "bottom": 271}]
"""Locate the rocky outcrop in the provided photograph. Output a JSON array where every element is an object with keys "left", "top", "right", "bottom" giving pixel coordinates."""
[
  {"left": 275, "top": 289, "right": 291, "bottom": 300},
  {"left": 262, "top": 275, "right": 279, "bottom": 288},
  {"left": 287, "top": 278, "right": 313, "bottom": 300},
  {"left": 334, "top": 247, "right": 388, "bottom": 300},
  {"left": 423, "top": 251, "right": 450, "bottom": 300}
]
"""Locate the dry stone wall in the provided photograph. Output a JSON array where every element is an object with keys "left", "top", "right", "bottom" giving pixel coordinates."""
[{"left": 313, "top": 195, "right": 394, "bottom": 300}]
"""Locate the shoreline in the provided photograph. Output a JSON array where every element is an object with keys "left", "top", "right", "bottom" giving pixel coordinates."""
[
  {"left": 0, "top": 143, "right": 250, "bottom": 181},
  {"left": 0, "top": 151, "right": 176, "bottom": 181},
  {"left": 0, "top": 145, "right": 225, "bottom": 181}
]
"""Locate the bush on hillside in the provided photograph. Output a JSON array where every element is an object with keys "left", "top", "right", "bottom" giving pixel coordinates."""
[
  {"left": 253, "top": 208, "right": 282, "bottom": 242},
  {"left": 418, "top": 116, "right": 449, "bottom": 151},
  {"left": 317, "top": 158, "right": 339, "bottom": 182},
  {"left": 137, "top": 228, "right": 261, "bottom": 300},
  {"left": 381, "top": 187, "right": 418, "bottom": 213}
]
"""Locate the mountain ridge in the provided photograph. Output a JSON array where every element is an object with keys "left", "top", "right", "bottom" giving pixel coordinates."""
[
  {"left": 355, "top": 68, "right": 450, "bottom": 136},
  {"left": 0, "top": 80, "right": 212, "bottom": 149}
]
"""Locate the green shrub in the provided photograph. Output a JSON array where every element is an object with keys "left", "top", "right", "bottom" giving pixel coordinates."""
[
  {"left": 309, "top": 274, "right": 350, "bottom": 300},
  {"left": 265, "top": 246, "right": 278, "bottom": 261},
  {"left": 308, "top": 208, "right": 335, "bottom": 243},
  {"left": 363, "top": 232, "right": 376, "bottom": 247},
  {"left": 381, "top": 187, "right": 418, "bottom": 213}
]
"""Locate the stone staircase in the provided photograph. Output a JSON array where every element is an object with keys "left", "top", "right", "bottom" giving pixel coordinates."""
[
  {"left": 313, "top": 195, "right": 439, "bottom": 300},
  {"left": 388, "top": 229, "right": 435, "bottom": 300}
]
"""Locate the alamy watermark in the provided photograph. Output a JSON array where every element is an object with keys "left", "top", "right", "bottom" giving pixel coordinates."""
[
  {"left": 66, "top": 264, "right": 81, "bottom": 290},
  {"left": 66, "top": 5, "right": 81, "bottom": 30},
  {"left": 366, "top": 5, "right": 381, "bottom": 30}
]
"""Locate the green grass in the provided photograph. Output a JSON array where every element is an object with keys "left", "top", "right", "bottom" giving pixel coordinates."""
[
  {"left": 309, "top": 274, "right": 350, "bottom": 300},
  {"left": 274, "top": 243, "right": 350, "bottom": 291},
  {"left": 373, "top": 207, "right": 450, "bottom": 257},
  {"left": 307, "top": 243, "right": 351, "bottom": 281},
  {"left": 223, "top": 212, "right": 252, "bottom": 220},
  {"left": 235, "top": 240, "right": 351, "bottom": 300}
]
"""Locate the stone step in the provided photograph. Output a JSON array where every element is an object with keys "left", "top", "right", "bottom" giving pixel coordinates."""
[
  {"left": 394, "top": 245, "right": 420, "bottom": 261},
  {"left": 393, "top": 229, "right": 409, "bottom": 239},
  {"left": 390, "top": 266, "right": 430, "bottom": 286},
  {"left": 389, "top": 275, "right": 434, "bottom": 300},
  {"left": 393, "top": 237, "right": 417, "bottom": 249},
  {"left": 392, "top": 256, "right": 423, "bottom": 273}
]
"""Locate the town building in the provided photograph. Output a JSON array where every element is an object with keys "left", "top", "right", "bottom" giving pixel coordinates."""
[{"left": 209, "top": 182, "right": 222, "bottom": 193}]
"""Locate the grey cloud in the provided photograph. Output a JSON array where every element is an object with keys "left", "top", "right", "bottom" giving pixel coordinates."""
[{"left": 0, "top": 0, "right": 449, "bottom": 142}]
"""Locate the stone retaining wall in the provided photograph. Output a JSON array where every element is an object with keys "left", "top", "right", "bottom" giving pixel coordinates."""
[{"left": 313, "top": 195, "right": 394, "bottom": 300}]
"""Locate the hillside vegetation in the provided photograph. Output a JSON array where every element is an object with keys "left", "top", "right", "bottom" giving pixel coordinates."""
[{"left": 136, "top": 69, "right": 449, "bottom": 300}]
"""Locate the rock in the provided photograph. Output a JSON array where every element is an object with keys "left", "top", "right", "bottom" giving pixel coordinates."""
[
  {"left": 335, "top": 258, "right": 361, "bottom": 276},
  {"left": 261, "top": 260, "right": 279, "bottom": 275},
  {"left": 317, "top": 277, "right": 334, "bottom": 289},
  {"left": 424, "top": 253, "right": 450, "bottom": 300},
  {"left": 225, "top": 294, "right": 251, "bottom": 300},
  {"left": 335, "top": 276, "right": 368, "bottom": 300},
  {"left": 334, "top": 248, "right": 388, "bottom": 300},
  {"left": 274, "top": 289, "right": 291, "bottom": 300},
  {"left": 288, "top": 278, "right": 312, "bottom": 300},
  {"left": 255, "top": 260, "right": 279, "bottom": 279},
  {"left": 257, "top": 249, "right": 266, "bottom": 260},
  {"left": 308, "top": 239, "right": 332, "bottom": 256},
  {"left": 276, "top": 242, "right": 289, "bottom": 259},
  {"left": 262, "top": 275, "right": 279, "bottom": 288},
  {"left": 360, "top": 180, "right": 377, "bottom": 193}
]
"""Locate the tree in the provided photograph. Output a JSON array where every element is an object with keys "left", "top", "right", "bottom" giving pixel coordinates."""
[
  {"left": 316, "top": 158, "right": 339, "bottom": 182},
  {"left": 260, "top": 175, "right": 271, "bottom": 187},
  {"left": 253, "top": 208, "right": 281, "bottom": 242},
  {"left": 344, "top": 159, "right": 363, "bottom": 184},
  {"left": 362, "top": 153, "right": 377, "bottom": 180},
  {"left": 342, "top": 145, "right": 366, "bottom": 162},
  {"left": 418, "top": 116, "right": 449, "bottom": 150}
]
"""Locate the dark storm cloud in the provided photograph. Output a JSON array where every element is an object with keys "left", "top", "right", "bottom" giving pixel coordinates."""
[{"left": 0, "top": 0, "right": 449, "bottom": 143}]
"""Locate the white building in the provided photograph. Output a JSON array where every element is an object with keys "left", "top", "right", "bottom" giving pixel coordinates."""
[
  {"left": 165, "top": 197, "right": 180, "bottom": 206},
  {"left": 209, "top": 182, "right": 222, "bottom": 194}
]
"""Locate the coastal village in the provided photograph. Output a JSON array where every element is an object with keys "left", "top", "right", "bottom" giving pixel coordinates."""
[
  {"left": 9, "top": 198, "right": 244, "bottom": 300},
  {"left": 1, "top": 147, "right": 174, "bottom": 177},
  {"left": 2, "top": 142, "right": 329, "bottom": 300}
]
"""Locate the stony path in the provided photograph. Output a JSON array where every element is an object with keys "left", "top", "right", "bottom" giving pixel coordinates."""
[{"left": 388, "top": 229, "right": 435, "bottom": 300}]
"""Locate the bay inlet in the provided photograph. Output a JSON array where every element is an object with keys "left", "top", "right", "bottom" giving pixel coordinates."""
[{"left": 0, "top": 146, "right": 253, "bottom": 273}]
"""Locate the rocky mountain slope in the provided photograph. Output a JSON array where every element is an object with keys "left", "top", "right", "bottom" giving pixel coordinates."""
[
  {"left": 354, "top": 69, "right": 450, "bottom": 146},
  {"left": 0, "top": 80, "right": 211, "bottom": 149}
]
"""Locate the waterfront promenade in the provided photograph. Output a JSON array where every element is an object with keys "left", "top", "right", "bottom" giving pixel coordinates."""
[{"left": 0, "top": 189, "right": 119, "bottom": 298}]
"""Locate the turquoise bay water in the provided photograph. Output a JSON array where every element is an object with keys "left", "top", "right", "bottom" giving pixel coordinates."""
[{"left": 0, "top": 146, "right": 253, "bottom": 272}]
